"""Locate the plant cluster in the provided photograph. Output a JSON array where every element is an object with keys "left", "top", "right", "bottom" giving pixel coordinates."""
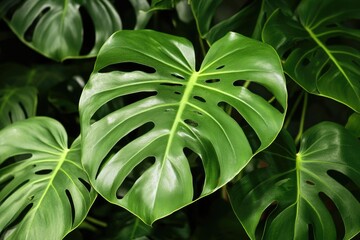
[{"left": 0, "top": 0, "right": 359, "bottom": 239}]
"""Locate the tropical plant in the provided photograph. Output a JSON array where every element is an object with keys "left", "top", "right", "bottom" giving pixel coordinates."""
[{"left": 0, "top": 0, "right": 359, "bottom": 239}]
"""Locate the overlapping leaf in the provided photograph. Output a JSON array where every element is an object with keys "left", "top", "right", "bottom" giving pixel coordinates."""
[
  {"left": 79, "top": 30, "right": 287, "bottom": 224},
  {"left": 229, "top": 122, "right": 360, "bottom": 239},
  {"left": 0, "top": 117, "right": 97, "bottom": 239},
  {"left": 0, "top": 0, "right": 121, "bottom": 61},
  {"left": 0, "top": 86, "right": 37, "bottom": 129},
  {"left": 263, "top": 0, "right": 360, "bottom": 112}
]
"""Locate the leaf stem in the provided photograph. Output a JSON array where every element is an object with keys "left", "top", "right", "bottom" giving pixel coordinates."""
[
  {"left": 130, "top": 218, "right": 140, "bottom": 239},
  {"left": 86, "top": 216, "right": 108, "bottom": 228},
  {"left": 198, "top": 35, "right": 207, "bottom": 57},
  {"left": 284, "top": 91, "right": 304, "bottom": 129},
  {"left": 295, "top": 92, "right": 308, "bottom": 145}
]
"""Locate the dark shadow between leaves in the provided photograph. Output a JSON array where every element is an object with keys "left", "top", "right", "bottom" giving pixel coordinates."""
[
  {"left": 255, "top": 201, "right": 278, "bottom": 239},
  {"left": 183, "top": 147, "right": 204, "bottom": 200},
  {"left": 79, "top": 6, "right": 96, "bottom": 55},
  {"left": 319, "top": 191, "right": 345, "bottom": 240}
]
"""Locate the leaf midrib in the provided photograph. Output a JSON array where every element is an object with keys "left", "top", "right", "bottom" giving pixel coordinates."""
[
  {"left": 23, "top": 148, "right": 70, "bottom": 239},
  {"left": 152, "top": 71, "right": 199, "bottom": 212}
]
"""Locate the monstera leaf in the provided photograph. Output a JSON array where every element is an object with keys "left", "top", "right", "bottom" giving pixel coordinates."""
[
  {"left": 0, "top": 117, "right": 97, "bottom": 239},
  {"left": 79, "top": 30, "right": 287, "bottom": 224},
  {"left": 263, "top": 0, "right": 360, "bottom": 112},
  {"left": 0, "top": 0, "right": 121, "bottom": 61},
  {"left": 0, "top": 86, "right": 37, "bottom": 129},
  {"left": 229, "top": 122, "right": 360, "bottom": 239}
]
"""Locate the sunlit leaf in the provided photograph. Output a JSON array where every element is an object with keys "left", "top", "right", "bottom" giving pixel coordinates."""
[{"left": 79, "top": 30, "right": 287, "bottom": 224}]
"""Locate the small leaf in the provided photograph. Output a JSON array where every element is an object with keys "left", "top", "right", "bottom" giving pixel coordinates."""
[
  {"left": 79, "top": 30, "right": 287, "bottom": 224},
  {"left": 229, "top": 122, "right": 360, "bottom": 239},
  {"left": 0, "top": 86, "right": 37, "bottom": 128},
  {"left": 129, "top": 0, "right": 153, "bottom": 30},
  {"left": 0, "top": 0, "right": 121, "bottom": 61},
  {"left": 0, "top": 117, "right": 97, "bottom": 239},
  {"left": 345, "top": 113, "right": 360, "bottom": 138},
  {"left": 263, "top": 0, "right": 360, "bottom": 112},
  {"left": 149, "top": 0, "right": 180, "bottom": 11},
  {"left": 191, "top": 0, "right": 222, "bottom": 38}
]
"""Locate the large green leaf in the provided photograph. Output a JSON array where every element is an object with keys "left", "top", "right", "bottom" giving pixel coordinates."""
[
  {"left": 0, "top": 86, "right": 37, "bottom": 129},
  {"left": 262, "top": 0, "right": 360, "bottom": 112},
  {"left": 229, "top": 122, "right": 360, "bottom": 239},
  {"left": 79, "top": 30, "right": 287, "bottom": 224},
  {"left": 0, "top": 117, "right": 97, "bottom": 239},
  {"left": 0, "top": 0, "right": 121, "bottom": 61}
]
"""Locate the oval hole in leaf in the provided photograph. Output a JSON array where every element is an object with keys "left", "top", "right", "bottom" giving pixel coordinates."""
[
  {"left": 98, "top": 62, "right": 156, "bottom": 73},
  {"left": 184, "top": 119, "right": 198, "bottom": 127},
  {"left": 318, "top": 192, "right": 345, "bottom": 240},
  {"left": 24, "top": 7, "right": 51, "bottom": 42},
  {"left": 35, "top": 169, "right": 52, "bottom": 175},
  {"left": 216, "top": 65, "right": 225, "bottom": 70},
  {"left": 205, "top": 79, "right": 220, "bottom": 84},
  {"left": 183, "top": 148, "right": 204, "bottom": 200},
  {"left": 116, "top": 156, "right": 156, "bottom": 199},
  {"left": 78, "top": 178, "right": 92, "bottom": 192},
  {"left": 192, "top": 110, "right": 203, "bottom": 116},
  {"left": 65, "top": 189, "right": 75, "bottom": 225},
  {"left": 0, "top": 176, "right": 14, "bottom": 192},
  {"left": 0, "top": 154, "right": 33, "bottom": 169},
  {"left": 232, "top": 80, "right": 246, "bottom": 87},
  {"left": 255, "top": 201, "right": 278, "bottom": 238},
  {"left": 193, "top": 95, "right": 206, "bottom": 103},
  {"left": 174, "top": 91, "right": 181, "bottom": 95},
  {"left": 305, "top": 180, "right": 315, "bottom": 185},
  {"left": 19, "top": 102, "right": 29, "bottom": 118},
  {"left": 95, "top": 122, "right": 155, "bottom": 179},
  {"left": 79, "top": 6, "right": 96, "bottom": 55},
  {"left": 327, "top": 170, "right": 360, "bottom": 202}
]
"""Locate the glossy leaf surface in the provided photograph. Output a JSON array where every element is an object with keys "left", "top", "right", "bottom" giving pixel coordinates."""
[
  {"left": 0, "top": 86, "right": 37, "bottom": 129},
  {"left": 229, "top": 122, "right": 360, "bottom": 239},
  {"left": 263, "top": 0, "right": 360, "bottom": 112},
  {"left": 79, "top": 30, "right": 287, "bottom": 224},
  {"left": 0, "top": 117, "right": 97, "bottom": 239},
  {"left": 0, "top": 0, "right": 121, "bottom": 61}
]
